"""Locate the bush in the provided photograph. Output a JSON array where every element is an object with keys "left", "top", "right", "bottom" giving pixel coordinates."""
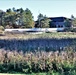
[
  {"left": 5, "top": 25, "right": 13, "bottom": 29},
  {"left": 0, "top": 26, "right": 4, "bottom": 31},
  {"left": 64, "top": 27, "right": 76, "bottom": 32},
  {"left": 0, "top": 26, "right": 4, "bottom": 35},
  {"left": 70, "top": 28, "right": 76, "bottom": 32}
]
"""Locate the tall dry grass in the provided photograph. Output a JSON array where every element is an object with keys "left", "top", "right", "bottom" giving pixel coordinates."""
[{"left": 0, "top": 47, "right": 75, "bottom": 74}]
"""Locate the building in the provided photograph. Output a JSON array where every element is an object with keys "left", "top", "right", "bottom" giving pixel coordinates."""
[{"left": 49, "top": 17, "right": 72, "bottom": 28}]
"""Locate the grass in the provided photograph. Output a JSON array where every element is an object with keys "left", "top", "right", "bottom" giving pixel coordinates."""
[
  {"left": 0, "top": 74, "right": 25, "bottom": 75},
  {"left": 0, "top": 73, "right": 63, "bottom": 75},
  {"left": 0, "top": 74, "right": 21, "bottom": 75},
  {"left": 0, "top": 72, "right": 76, "bottom": 75},
  {"left": 0, "top": 32, "right": 76, "bottom": 51},
  {"left": 0, "top": 73, "right": 48, "bottom": 75},
  {"left": 0, "top": 32, "right": 76, "bottom": 75},
  {"left": 3, "top": 32, "right": 76, "bottom": 40},
  {"left": 0, "top": 73, "right": 46, "bottom": 75}
]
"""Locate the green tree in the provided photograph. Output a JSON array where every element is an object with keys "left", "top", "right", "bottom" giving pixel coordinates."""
[
  {"left": 5, "top": 8, "right": 17, "bottom": 28},
  {"left": 23, "top": 8, "right": 34, "bottom": 28},
  {"left": 0, "top": 8, "right": 34, "bottom": 28},
  {"left": 40, "top": 16, "right": 51, "bottom": 28},
  {"left": 36, "top": 14, "right": 51, "bottom": 28},
  {"left": 64, "top": 19, "right": 71, "bottom": 27},
  {"left": 0, "top": 10, "right": 5, "bottom": 26},
  {"left": 71, "top": 14, "right": 75, "bottom": 20},
  {"left": 13, "top": 8, "right": 24, "bottom": 28},
  {"left": 37, "top": 13, "right": 44, "bottom": 28},
  {"left": 71, "top": 18, "right": 76, "bottom": 27}
]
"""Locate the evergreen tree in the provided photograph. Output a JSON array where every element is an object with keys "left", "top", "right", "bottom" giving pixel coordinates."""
[
  {"left": 36, "top": 13, "right": 51, "bottom": 28},
  {"left": 37, "top": 13, "right": 44, "bottom": 27},
  {"left": 5, "top": 8, "right": 34, "bottom": 28},
  {"left": 71, "top": 14, "right": 75, "bottom": 20},
  {"left": 0, "top": 10, "right": 5, "bottom": 26},
  {"left": 64, "top": 19, "right": 71, "bottom": 27},
  {"left": 40, "top": 16, "right": 51, "bottom": 28},
  {"left": 24, "top": 8, "right": 34, "bottom": 28},
  {"left": 72, "top": 18, "right": 76, "bottom": 27}
]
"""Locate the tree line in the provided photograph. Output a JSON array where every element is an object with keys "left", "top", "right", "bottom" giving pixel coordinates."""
[
  {"left": 0, "top": 7, "right": 51, "bottom": 29},
  {"left": 0, "top": 8, "right": 35, "bottom": 28},
  {"left": 0, "top": 7, "right": 76, "bottom": 29}
]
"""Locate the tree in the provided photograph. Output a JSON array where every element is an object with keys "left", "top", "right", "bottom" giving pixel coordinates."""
[
  {"left": 71, "top": 18, "right": 76, "bottom": 27},
  {"left": 5, "top": 8, "right": 17, "bottom": 28},
  {"left": 13, "top": 8, "right": 24, "bottom": 28},
  {"left": 40, "top": 16, "right": 51, "bottom": 28},
  {"left": 5, "top": 8, "right": 24, "bottom": 28},
  {"left": 22, "top": 8, "right": 34, "bottom": 28},
  {"left": 0, "top": 10, "right": 5, "bottom": 26},
  {"left": 37, "top": 13, "right": 44, "bottom": 20},
  {"left": 0, "top": 8, "right": 35, "bottom": 28},
  {"left": 36, "top": 14, "right": 51, "bottom": 28},
  {"left": 71, "top": 14, "right": 75, "bottom": 20},
  {"left": 37, "top": 13, "right": 44, "bottom": 27},
  {"left": 64, "top": 19, "right": 72, "bottom": 27}
]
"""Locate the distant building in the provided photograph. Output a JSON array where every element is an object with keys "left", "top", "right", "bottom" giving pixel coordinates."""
[{"left": 49, "top": 17, "right": 72, "bottom": 28}]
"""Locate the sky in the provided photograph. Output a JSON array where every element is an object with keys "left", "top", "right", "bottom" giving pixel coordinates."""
[{"left": 0, "top": 0, "right": 76, "bottom": 20}]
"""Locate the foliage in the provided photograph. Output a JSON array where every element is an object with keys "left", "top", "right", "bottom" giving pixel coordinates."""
[
  {"left": 64, "top": 19, "right": 71, "bottom": 27},
  {"left": 0, "top": 26, "right": 4, "bottom": 35},
  {"left": 0, "top": 33, "right": 75, "bottom": 74},
  {"left": 35, "top": 13, "right": 51, "bottom": 28},
  {"left": 0, "top": 49, "right": 75, "bottom": 74},
  {"left": 72, "top": 18, "right": 76, "bottom": 27},
  {"left": 64, "top": 27, "right": 76, "bottom": 32},
  {"left": 23, "top": 8, "right": 34, "bottom": 28},
  {"left": 40, "top": 16, "right": 51, "bottom": 28},
  {"left": 0, "top": 35, "right": 76, "bottom": 51},
  {"left": 0, "top": 10, "right": 5, "bottom": 26},
  {"left": 0, "top": 8, "right": 34, "bottom": 28},
  {"left": 4, "top": 32, "right": 76, "bottom": 39},
  {"left": 0, "top": 26, "right": 4, "bottom": 31}
]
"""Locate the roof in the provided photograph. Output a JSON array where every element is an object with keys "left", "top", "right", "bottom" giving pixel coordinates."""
[{"left": 49, "top": 17, "right": 71, "bottom": 22}]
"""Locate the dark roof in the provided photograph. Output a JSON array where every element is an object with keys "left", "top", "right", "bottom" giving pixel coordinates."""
[{"left": 49, "top": 17, "right": 71, "bottom": 22}]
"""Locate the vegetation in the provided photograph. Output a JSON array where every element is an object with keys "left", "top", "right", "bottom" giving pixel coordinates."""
[
  {"left": 0, "top": 74, "right": 25, "bottom": 75},
  {"left": 0, "top": 32, "right": 75, "bottom": 50},
  {"left": 72, "top": 18, "right": 76, "bottom": 27},
  {"left": 0, "top": 8, "right": 51, "bottom": 29},
  {"left": 0, "top": 8, "right": 34, "bottom": 28},
  {"left": 0, "top": 7, "right": 72, "bottom": 29},
  {"left": 35, "top": 13, "right": 51, "bottom": 28},
  {"left": 0, "top": 32, "right": 75, "bottom": 51},
  {"left": 64, "top": 19, "right": 71, "bottom": 27},
  {"left": 0, "top": 33, "right": 75, "bottom": 74},
  {"left": 0, "top": 8, "right": 76, "bottom": 75},
  {"left": 4, "top": 32, "right": 76, "bottom": 39},
  {"left": 0, "top": 47, "right": 75, "bottom": 75},
  {"left": 0, "top": 26, "right": 4, "bottom": 35}
]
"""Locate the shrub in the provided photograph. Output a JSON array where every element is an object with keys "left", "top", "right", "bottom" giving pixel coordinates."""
[
  {"left": 0, "top": 49, "right": 75, "bottom": 74},
  {"left": 0, "top": 26, "right": 4, "bottom": 35},
  {"left": 0, "top": 26, "right": 4, "bottom": 31}
]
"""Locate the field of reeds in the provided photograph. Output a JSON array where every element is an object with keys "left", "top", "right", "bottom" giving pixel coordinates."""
[
  {"left": 0, "top": 32, "right": 76, "bottom": 75},
  {"left": 0, "top": 48, "right": 76, "bottom": 75},
  {"left": 0, "top": 32, "right": 76, "bottom": 51}
]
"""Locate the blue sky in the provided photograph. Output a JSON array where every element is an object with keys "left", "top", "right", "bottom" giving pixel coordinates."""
[{"left": 0, "top": 0, "right": 76, "bottom": 20}]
